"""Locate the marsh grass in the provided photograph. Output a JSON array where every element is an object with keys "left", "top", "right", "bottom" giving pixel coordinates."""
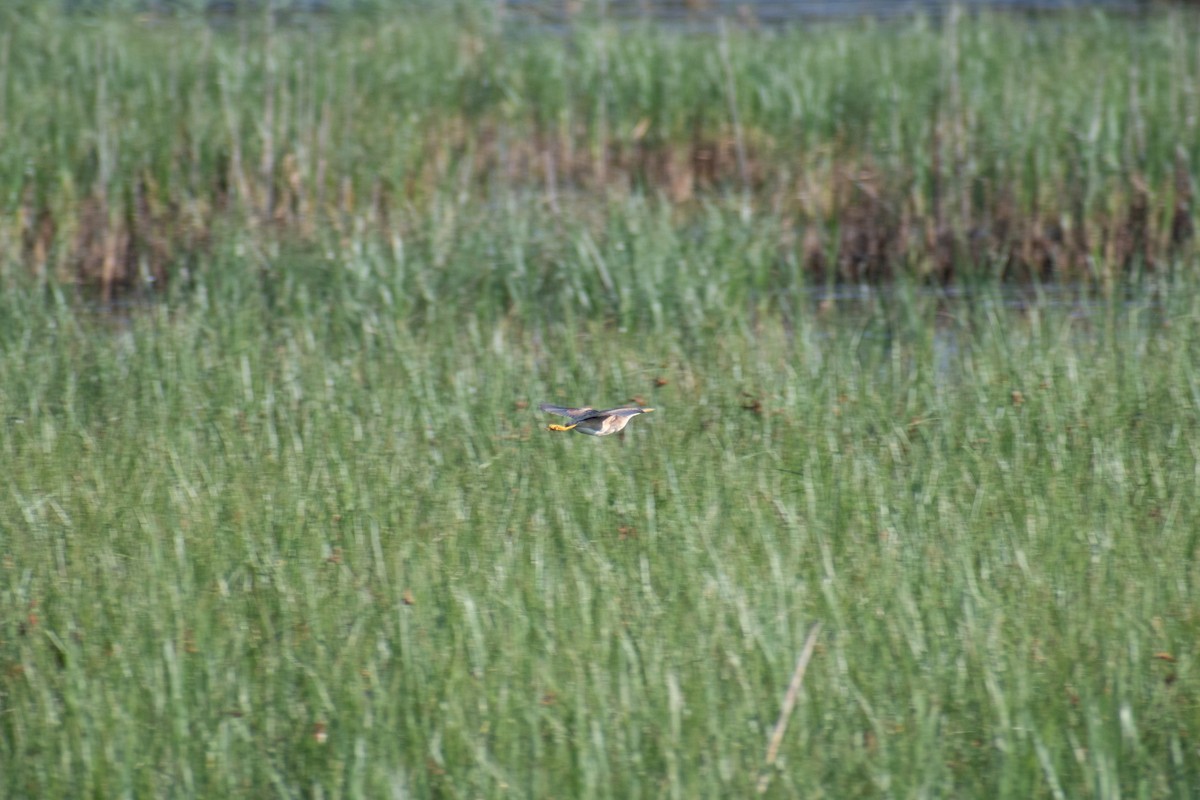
[
  {"left": 1, "top": 7, "right": 1198, "bottom": 296},
  {"left": 2, "top": 4, "right": 1199, "bottom": 796},
  {"left": 2, "top": 265, "right": 1198, "bottom": 796}
]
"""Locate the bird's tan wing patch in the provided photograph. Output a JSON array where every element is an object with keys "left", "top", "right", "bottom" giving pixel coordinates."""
[{"left": 596, "top": 407, "right": 643, "bottom": 416}]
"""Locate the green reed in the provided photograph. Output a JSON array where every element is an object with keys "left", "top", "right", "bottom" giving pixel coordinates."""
[
  {"left": 2, "top": 263, "right": 1198, "bottom": 795},
  {"left": 1, "top": 7, "right": 1197, "bottom": 291}
]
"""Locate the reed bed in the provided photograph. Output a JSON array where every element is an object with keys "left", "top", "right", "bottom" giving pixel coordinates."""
[
  {"left": 2, "top": 269, "right": 1198, "bottom": 795},
  {"left": 1, "top": 6, "right": 1198, "bottom": 299},
  {"left": 2, "top": 5, "right": 1199, "bottom": 797}
]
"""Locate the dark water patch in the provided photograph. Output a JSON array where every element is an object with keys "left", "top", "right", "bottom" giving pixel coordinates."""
[{"left": 792, "top": 279, "right": 1173, "bottom": 385}]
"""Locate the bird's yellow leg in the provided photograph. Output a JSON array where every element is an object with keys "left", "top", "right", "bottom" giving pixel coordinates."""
[{"left": 548, "top": 423, "right": 577, "bottom": 432}]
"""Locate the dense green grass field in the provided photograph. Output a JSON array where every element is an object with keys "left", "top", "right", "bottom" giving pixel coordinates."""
[
  {"left": 2, "top": 5, "right": 1199, "bottom": 290},
  {"left": 2, "top": 4, "right": 1200, "bottom": 798},
  {"left": 3, "top": 266, "right": 1199, "bottom": 796}
]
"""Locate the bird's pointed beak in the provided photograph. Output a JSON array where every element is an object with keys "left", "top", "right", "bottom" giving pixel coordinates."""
[{"left": 641, "top": 408, "right": 655, "bottom": 413}]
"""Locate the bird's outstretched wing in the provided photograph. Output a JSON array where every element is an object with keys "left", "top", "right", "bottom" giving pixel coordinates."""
[
  {"left": 596, "top": 407, "right": 650, "bottom": 417},
  {"left": 539, "top": 403, "right": 598, "bottom": 421}
]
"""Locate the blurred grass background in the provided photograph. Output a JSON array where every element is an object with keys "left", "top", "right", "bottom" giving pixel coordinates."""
[{"left": 1, "top": 4, "right": 1197, "bottom": 299}]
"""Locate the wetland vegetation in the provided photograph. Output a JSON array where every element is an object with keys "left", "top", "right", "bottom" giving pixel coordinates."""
[{"left": 1, "top": 3, "right": 1198, "bottom": 797}]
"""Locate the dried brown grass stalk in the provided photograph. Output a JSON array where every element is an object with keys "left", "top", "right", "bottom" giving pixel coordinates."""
[{"left": 756, "top": 621, "right": 822, "bottom": 795}]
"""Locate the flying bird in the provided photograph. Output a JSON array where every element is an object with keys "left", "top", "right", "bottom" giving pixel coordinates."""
[{"left": 538, "top": 403, "right": 655, "bottom": 436}]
